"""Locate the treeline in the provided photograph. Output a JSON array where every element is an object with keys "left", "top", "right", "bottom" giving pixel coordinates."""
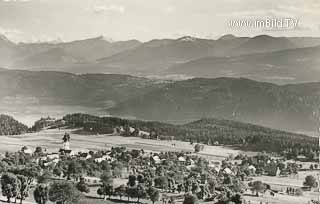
[
  {"left": 183, "top": 118, "right": 318, "bottom": 154},
  {"left": 0, "top": 114, "right": 28, "bottom": 135},
  {"left": 63, "top": 114, "right": 318, "bottom": 159}
]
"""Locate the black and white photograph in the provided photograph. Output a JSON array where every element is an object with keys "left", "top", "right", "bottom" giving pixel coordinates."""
[{"left": 0, "top": 0, "right": 320, "bottom": 204}]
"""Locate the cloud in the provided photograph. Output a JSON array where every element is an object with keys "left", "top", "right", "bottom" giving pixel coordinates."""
[{"left": 93, "top": 4, "right": 125, "bottom": 14}]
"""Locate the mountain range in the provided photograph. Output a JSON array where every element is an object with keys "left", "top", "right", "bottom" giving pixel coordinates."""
[
  {"left": 1, "top": 34, "right": 320, "bottom": 83},
  {"left": 167, "top": 45, "right": 320, "bottom": 84},
  {"left": 0, "top": 68, "right": 319, "bottom": 132}
]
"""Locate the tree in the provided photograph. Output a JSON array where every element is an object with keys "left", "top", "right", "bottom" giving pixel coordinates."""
[
  {"left": 194, "top": 144, "right": 201, "bottom": 153},
  {"left": 17, "top": 175, "right": 30, "bottom": 204},
  {"left": 310, "top": 164, "right": 314, "bottom": 170},
  {"left": 48, "top": 181, "right": 81, "bottom": 204},
  {"left": 0, "top": 160, "right": 8, "bottom": 173},
  {"left": 126, "top": 187, "right": 138, "bottom": 202},
  {"left": 296, "top": 188, "right": 303, "bottom": 196},
  {"left": 230, "top": 193, "right": 242, "bottom": 204},
  {"left": 137, "top": 174, "right": 145, "bottom": 184},
  {"left": 34, "top": 147, "right": 43, "bottom": 156},
  {"left": 38, "top": 170, "right": 53, "bottom": 184},
  {"left": 76, "top": 177, "right": 90, "bottom": 193},
  {"left": 304, "top": 175, "right": 317, "bottom": 188},
  {"left": 113, "top": 167, "right": 122, "bottom": 178},
  {"left": 97, "top": 188, "right": 104, "bottom": 199},
  {"left": 100, "top": 170, "right": 113, "bottom": 186},
  {"left": 147, "top": 187, "right": 160, "bottom": 204},
  {"left": 53, "top": 166, "right": 62, "bottom": 178},
  {"left": 66, "top": 160, "right": 82, "bottom": 180},
  {"left": 10, "top": 165, "right": 40, "bottom": 186},
  {"left": 154, "top": 176, "right": 168, "bottom": 190},
  {"left": 98, "top": 184, "right": 113, "bottom": 200},
  {"left": 251, "top": 181, "right": 266, "bottom": 196},
  {"left": 183, "top": 193, "right": 199, "bottom": 204},
  {"left": 34, "top": 184, "right": 49, "bottom": 204},
  {"left": 136, "top": 184, "right": 147, "bottom": 203},
  {"left": 128, "top": 175, "right": 137, "bottom": 187},
  {"left": 1, "top": 173, "right": 20, "bottom": 203},
  {"left": 114, "top": 184, "right": 126, "bottom": 200}
]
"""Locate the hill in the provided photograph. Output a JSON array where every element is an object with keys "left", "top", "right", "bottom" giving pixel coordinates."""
[
  {"left": 0, "top": 68, "right": 168, "bottom": 107},
  {"left": 108, "top": 77, "right": 320, "bottom": 132},
  {"left": 62, "top": 113, "right": 317, "bottom": 155},
  {"left": 0, "top": 114, "right": 28, "bottom": 135}
]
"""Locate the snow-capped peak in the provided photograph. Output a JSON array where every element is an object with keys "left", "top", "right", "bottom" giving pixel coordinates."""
[{"left": 177, "top": 36, "right": 197, "bottom": 42}]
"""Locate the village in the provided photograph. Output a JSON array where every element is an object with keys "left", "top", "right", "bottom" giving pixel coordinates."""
[{"left": 0, "top": 121, "right": 319, "bottom": 204}]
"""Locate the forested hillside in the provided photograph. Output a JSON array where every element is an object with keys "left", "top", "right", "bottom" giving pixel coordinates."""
[
  {"left": 62, "top": 113, "right": 318, "bottom": 159},
  {"left": 0, "top": 69, "right": 168, "bottom": 107},
  {"left": 109, "top": 77, "right": 320, "bottom": 132},
  {"left": 0, "top": 114, "right": 28, "bottom": 135}
]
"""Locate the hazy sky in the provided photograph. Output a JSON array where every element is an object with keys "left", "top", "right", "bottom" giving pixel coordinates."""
[{"left": 0, "top": 0, "right": 319, "bottom": 42}]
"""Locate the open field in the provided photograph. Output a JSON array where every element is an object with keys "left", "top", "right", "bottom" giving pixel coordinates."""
[
  {"left": 243, "top": 193, "right": 310, "bottom": 204},
  {"left": 245, "top": 170, "right": 320, "bottom": 204},
  {"left": 0, "top": 128, "right": 241, "bottom": 161}
]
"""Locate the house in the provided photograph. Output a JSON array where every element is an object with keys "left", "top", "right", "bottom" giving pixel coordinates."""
[
  {"left": 129, "top": 127, "right": 135, "bottom": 134},
  {"left": 297, "top": 155, "right": 307, "bottom": 162},
  {"left": 209, "top": 160, "right": 221, "bottom": 169},
  {"left": 152, "top": 156, "right": 161, "bottom": 164},
  {"left": 138, "top": 130, "right": 150, "bottom": 137},
  {"left": 223, "top": 168, "right": 233, "bottom": 175},
  {"left": 248, "top": 165, "right": 257, "bottom": 174},
  {"left": 59, "top": 149, "right": 75, "bottom": 157},
  {"left": 47, "top": 153, "right": 60, "bottom": 160},
  {"left": 22, "top": 146, "right": 33, "bottom": 155},
  {"left": 178, "top": 156, "right": 186, "bottom": 164},
  {"left": 83, "top": 176, "right": 101, "bottom": 186},
  {"left": 102, "top": 155, "right": 113, "bottom": 161},
  {"left": 79, "top": 152, "right": 92, "bottom": 160},
  {"left": 94, "top": 157, "right": 105, "bottom": 163}
]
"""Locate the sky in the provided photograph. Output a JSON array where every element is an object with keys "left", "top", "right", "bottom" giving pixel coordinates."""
[{"left": 0, "top": 0, "right": 319, "bottom": 43}]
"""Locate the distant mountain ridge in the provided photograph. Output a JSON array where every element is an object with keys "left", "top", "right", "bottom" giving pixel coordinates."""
[
  {"left": 166, "top": 45, "right": 320, "bottom": 84},
  {"left": 0, "top": 35, "right": 141, "bottom": 70},
  {"left": 96, "top": 34, "right": 320, "bottom": 77},
  {"left": 1, "top": 34, "right": 320, "bottom": 83}
]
